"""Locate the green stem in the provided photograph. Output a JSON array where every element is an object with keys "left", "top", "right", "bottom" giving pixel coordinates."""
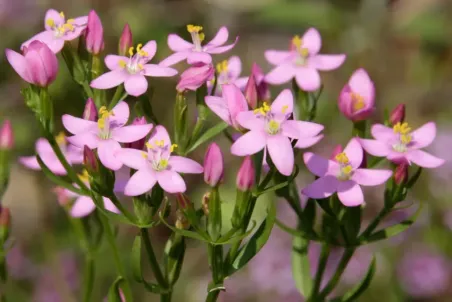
[
  {"left": 205, "top": 291, "right": 220, "bottom": 302},
  {"left": 309, "top": 244, "right": 330, "bottom": 300},
  {"left": 109, "top": 193, "right": 135, "bottom": 222},
  {"left": 359, "top": 207, "right": 390, "bottom": 240},
  {"left": 81, "top": 257, "right": 95, "bottom": 302},
  {"left": 109, "top": 85, "right": 125, "bottom": 110}
]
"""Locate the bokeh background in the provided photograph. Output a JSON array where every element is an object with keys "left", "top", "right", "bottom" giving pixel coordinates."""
[{"left": 2, "top": 0, "right": 452, "bottom": 301}]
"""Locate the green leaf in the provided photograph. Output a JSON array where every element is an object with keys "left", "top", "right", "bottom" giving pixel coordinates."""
[
  {"left": 214, "top": 221, "right": 257, "bottom": 245},
  {"left": 292, "top": 235, "right": 313, "bottom": 297},
  {"left": 164, "top": 233, "right": 186, "bottom": 286},
  {"left": 185, "top": 122, "right": 229, "bottom": 155},
  {"left": 158, "top": 211, "right": 212, "bottom": 243},
  {"left": 406, "top": 167, "right": 423, "bottom": 188},
  {"left": 207, "top": 187, "right": 222, "bottom": 241},
  {"left": 107, "top": 277, "right": 125, "bottom": 302},
  {"left": 256, "top": 165, "right": 299, "bottom": 196},
  {"left": 342, "top": 206, "right": 362, "bottom": 244},
  {"left": 275, "top": 219, "right": 318, "bottom": 241}
]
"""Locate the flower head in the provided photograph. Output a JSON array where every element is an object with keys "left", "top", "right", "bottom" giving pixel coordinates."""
[
  {"left": 303, "top": 138, "right": 392, "bottom": 206},
  {"left": 118, "top": 125, "right": 203, "bottom": 195},
  {"left": 90, "top": 41, "right": 178, "bottom": 96},
  {"left": 176, "top": 63, "right": 214, "bottom": 92},
  {"left": 119, "top": 24, "right": 133, "bottom": 56},
  {"left": 62, "top": 101, "right": 153, "bottom": 170},
  {"left": 85, "top": 10, "right": 104, "bottom": 55},
  {"left": 207, "top": 56, "right": 248, "bottom": 95},
  {"left": 21, "top": 9, "right": 88, "bottom": 53},
  {"left": 360, "top": 122, "right": 444, "bottom": 168},
  {"left": 265, "top": 28, "right": 346, "bottom": 91},
  {"left": 389, "top": 104, "right": 405, "bottom": 126}
]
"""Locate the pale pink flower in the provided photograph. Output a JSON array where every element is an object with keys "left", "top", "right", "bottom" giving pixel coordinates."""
[
  {"left": 160, "top": 25, "right": 238, "bottom": 67},
  {"left": 62, "top": 101, "right": 153, "bottom": 171},
  {"left": 360, "top": 122, "right": 445, "bottom": 168},
  {"left": 21, "top": 9, "right": 88, "bottom": 53},
  {"left": 265, "top": 28, "right": 345, "bottom": 91},
  {"left": 302, "top": 138, "right": 392, "bottom": 207},
  {"left": 207, "top": 56, "right": 248, "bottom": 95},
  {"left": 118, "top": 125, "right": 203, "bottom": 195},
  {"left": 230, "top": 89, "right": 324, "bottom": 176},
  {"left": 90, "top": 41, "right": 177, "bottom": 96}
]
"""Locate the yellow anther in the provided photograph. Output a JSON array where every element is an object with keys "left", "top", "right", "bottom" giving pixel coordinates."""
[
  {"left": 128, "top": 47, "right": 134, "bottom": 57},
  {"left": 118, "top": 60, "right": 127, "bottom": 68},
  {"left": 59, "top": 12, "right": 65, "bottom": 19},
  {"left": 335, "top": 152, "right": 350, "bottom": 165},
  {"left": 46, "top": 18, "right": 55, "bottom": 27},
  {"left": 268, "top": 120, "right": 280, "bottom": 133},
  {"left": 351, "top": 93, "right": 365, "bottom": 111},
  {"left": 341, "top": 165, "right": 353, "bottom": 175},
  {"left": 78, "top": 169, "right": 89, "bottom": 182},
  {"left": 393, "top": 122, "right": 411, "bottom": 135},
  {"left": 136, "top": 43, "right": 143, "bottom": 52},
  {"left": 141, "top": 152, "right": 148, "bottom": 159},
  {"left": 281, "top": 105, "right": 289, "bottom": 114},
  {"left": 400, "top": 134, "right": 412, "bottom": 144},
  {"left": 170, "top": 144, "right": 178, "bottom": 153},
  {"left": 146, "top": 142, "right": 154, "bottom": 149},
  {"left": 138, "top": 50, "right": 148, "bottom": 57},
  {"left": 155, "top": 140, "right": 165, "bottom": 147},
  {"left": 216, "top": 60, "right": 228, "bottom": 73},
  {"left": 159, "top": 159, "right": 169, "bottom": 169},
  {"left": 254, "top": 102, "right": 271, "bottom": 115},
  {"left": 138, "top": 63, "right": 144, "bottom": 70},
  {"left": 55, "top": 132, "right": 66, "bottom": 146},
  {"left": 97, "top": 118, "right": 105, "bottom": 129},
  {"left": 299, "top": 48, "right": 309, "bottom": 57},
  {"left": 63, "top": 23, "right": 74, "bottom": 31},
  {"left": 199, "top": 32, "right": 205, "bottom": 42},
  {"left": 292, "top": 35, "right": 302, "bottom": 48},
  {"left": 66, "top": 19, "right": 75, "bottom": 24},
  {"left": 187, "top": 24, "right": 203, "bottom": 33}
]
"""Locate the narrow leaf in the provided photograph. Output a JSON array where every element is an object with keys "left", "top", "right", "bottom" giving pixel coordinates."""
[
  {"left": 292, "top": 235, "right": 313, "bottom": 297},
  {"left": 185, "top": 122, "right": 229, "bottom": 155},
  {"left": 214, "top": 221, "right": 257, "bottom": 245},
  {"left": 158, "top": 211, "right": 211, "bottom": 242}
]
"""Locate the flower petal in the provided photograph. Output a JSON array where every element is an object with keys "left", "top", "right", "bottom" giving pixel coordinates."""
[
  {"left": 144, "top": 64, "right": 178, "bottom": 77},
  {"left": 348, "top": 68, "right": 374, "bottom": 102},
  {"left": 156, "top": 170, "right": 186, "bottom": 193},
  {"left": 187, "top": 52, "right": 212, "bottom": 64},
  {"left": 97, "top": 139, "right": 123, "bottom": 171},
  {"left": 205, "top": 26, "right": 229, "bottom": 47},
  {"left": 168, "top": 34, "right": 193, "bottom": 51},
  {"left": 302, "top": 28, "right": 322, "bottom": 55},
  {"left": 67, "top": 133, "right": 99, "bottom": 149},
  {"left": 309, "top": 54, "right": 346, "bottom": 71},
  {"left": 66, "top": 147, "right": 84, "bottom": 164},
  {"left": 111, "top": 101, "right": 130, "bottom": 127},
  {"left": 90, "top": 70, "right": 127, "bottom": 89},
  {"left": 337, "top": 181, "right": 364, "bottom": 207},
  {"left": 149, "top": 125, "right": 171, "bottom": 146},
  {"left": 267, "top": 135, "right": 294, "bottom": 176},
  {"left": 295, "top": 68, "right": 321, "bottom": 92},
  {"left": 124, "top": 75, "right": 148, "bottom": 97},
  {"left": 352, "top": 169, "right": 392, "bottom": 186},
  {"left": 117, "top": 148, "right": 148, "bottom": 170},
  {"left": 45, "top": 9, "right": 64, "bottom": 29},
  {"left": 235, "top": 111, "right": 265, "bottom": 130},
  {"left": 265, "top": 64, "right": 296, "bottom": 85},
  {"left": 359, "top": 138, "right": 391, "bottom": 157},
  {"left": 271, "top": 89, "right": 293, "bottom": 115},
  {"left": 407, "top": 150, "right": 444, "bottom": 168},
  {"left": 41, "top": 153, "right": 66, "bottom": 175},
  {"left": 303, "top": 152, "right": 339, "bottom": 177},
  {"left": 36, "top": 138, "right": 52, "bottom": 154},
  {"left": 105, "top": 55, "right": 129, "bottom": 71},
  {"left": 5, "top": 49, "right": 31, "bottom": 83},
  {"left": 302, "top": 176, "right": 338, "bottom": 199},
  {"left": 411, "top": 122, "right": 436, "bottom": 149},
  {"left": 169, "top": 156, "right": 203, "bottom": 174},
  {"left": 159, "top": 52, "right": 189, "bottom": 67},
  {"left": 124, "top": 168, "right": 157, "bottom": 196},
  {"left": 371, "top": 124, "right": 396, "bottom": 141},
  {"left": 227, "top": 56, "right": 242, "bottom": 79},
  {"left": 344, "top": 138, "right": 363, "bottom": 169},
  {"left": 22, "top": 31, "right": 64, "bottom": 54},
  {"left": 264, "top": 50, "right": 293, "bottom": 65},
  {"left": 103, "top": 197, "right": 120, "bottom": 214},
  {"left": 295, "top": 134, "right": 324, "bottom": 149},
  {"left": 205, "top": 38, "right": 238, "bottom": 54},
  {"left": 70, "top": 196, "right": 96, "bottom": 218},
  {"left": 231, "top": 130, "right": 266, "bottom": 156},
  {"left": 141, "top": 40, "right": 157, "bottom": 61},
  {"left": 205, "top": 96, "right": 231, "bottom": 125},
  {"left": 19, "top": 156, "right": 40, "bottom": 170},
  {"left": 62, "top": 114, "right": 97, "bottom": 135},
  {"left": 112, "top": 124, "right": 153, "bottom": 143},
  {"left": 222, "top": 84, "right": 248, "bottom": 124}
]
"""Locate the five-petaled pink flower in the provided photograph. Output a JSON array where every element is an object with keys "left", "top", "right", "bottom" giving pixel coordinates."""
[
  {"left": 360, "top": 122, "right": 445, "bottom": 168},
  {"left": 303, "top": 138, "right": 392, "bottom": 207},
  {"left": 160, "top": 25, "right": 238, "bottom": 67},
  {"left": 22, "top": 9, "right": 88, "bottom": 53},
  {"left": 20, "top": 133, "right": 82, "bottom": 175},
  {"left": 230, "top": 89, "right": 324, "bottom": 176},
  {"left": 62, "top": 101, "right": 153, "bottom": 171},
  {"left": 265, "top": 28, "right": 346, "bottom": 91},
  {"left": 118, "top": 125, "right": 203, "bottom": 195},
  {"left": 90, "top": 41, "right": 178, "bottom": 96},
  {"left": 207, "top": 56, "right": 248, "bottom": 95}
]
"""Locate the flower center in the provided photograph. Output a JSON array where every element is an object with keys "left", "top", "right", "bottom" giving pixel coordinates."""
[
  {"left": 266, "top": 120, "right": 280, "bottom": 135},
  {"left": 291, "top": 35, "right": 309, "bottom": 66},
  {"left": 216, "top": 60, "right": 230, "bottom": 84},
  {"left": 392, "top": 122, "right": 412, "bottom": 153},
  {"left": 187, "top": 24, "right": 205, "bottom": 51},
  {"left": 351, "top": 92, "right": 365, "bottom": 112},
  {"left": 253, "top": 102, "right": 290, "bottom": 135},
  {"left": 97, "top": 106, "right": 115, "bottom": 139},
  {"left": 118, "top": 43, "right": 148, "bottom": 74},
  {"left": 46, "top": 12, "right": 77, "bottom": 38},
  {"left": 143, "top": 141, "right": 178, "bottom": 172},
  {"left": 335, "top": 152, "right": 353, "bottom": 181}
]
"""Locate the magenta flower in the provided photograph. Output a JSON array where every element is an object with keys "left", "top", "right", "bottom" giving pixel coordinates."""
[
  {"left": 160, "top": 25, "right": 238, "bottom": 66},
  {"left": 205, "top": 84, "right": 248, "bottom": 130},
  {"left": 62, "top": 101, "right": 153, "bottom": 171},
  {"left": 21, "top": 9, "right": 88, "bottom": 53},
  {"left": 90, "top": 41, "right": 177, "bottom": 96},
  {"left": 338, "top": 68, "right": 375, "bottom": 121},
  {"left": 19, "top": 133, "right": 82, "bottom": 175},
  {"left": 207, "top": 56, "right": 248, "bottom": 95},
  {"left": 230, "top": 89, "right": 324, "bottom": 176},
  {"left": 302, "top": 138, "right": 392, "bottom": 206},
  {"left": 85, "top": 10, "right": 104, "bottom": 55},
  {"left": 118, "top": 125, "right": 203, "bottom": 195},
  {"left": 265, "top": 28, "right": 345, "bottom": 91},
  {"left": 360, "top": 122, "right": 445, "bottom": 168},
  {"left": 176, "top": 63, "right": 214, "bottom": 92},
  {"left": 6, "top": 40, "right": 58, "bottom": 87}
]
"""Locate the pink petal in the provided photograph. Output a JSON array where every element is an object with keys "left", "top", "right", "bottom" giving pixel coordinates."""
[
  {"left": 267, "top": 135, "right": 294, "bottom": 176},
  {"left": 97, "top": 139, "right": 123, "bottom": 171},
  {"left": 111, "top": 101, "right": 130, "bottom": 127},
  {"left": 124, "top": 168, "right": 157, "bottom": 196},
  {"left": 124, "top": 75, "right": 148, "bottom": 97},
  {"left": 281, "top": 121, "right": 301, "bottom": 139},
  {"left": 296, "top": 120, "right": 324, "bottom": 137},
  {"left": 5, "top": 49, "right": 31, "bottom": 83},
  {"left": 149, "top": 125, "right": 171, "bottom": 146},
  {"left": 344, "top": 138, "right": 363, "bottom": 169},
  {"left": 348, "top": 68, "right": 374, "bottom": 102},
  {"left": 301, "top": 28, "right": 322, "bottom": 55},
  {"left": 112, "top": 124, "right": 153, "bottom": 143},
  {"left": 205, "top": 96, "right": 231, "bottom": 125},
  {"left": 63, "top": 25, "right": 87, "bottom": 41},
  {"left": 337, "top": 181, "right": 364, "bottom": 207},
  {"left": 271, "top": 89, "right": 293, "bottom": 115},
  {"left": 168, "top": 34, "right": 193, "bottom": 52},
  {"left": 302, "top": 176, "right": 338, "bottom": 199},
  {"left": 295, "top": 68, "right": 321, "bottom": 91},
  {"left": 22, "top": 31, "right": 65, "bottom": 54},
  {"left": 67, "top": 133, "right": 99, "bottom": 149},
  {"left": 117, "top": 148, "right": 148, "bottom": 170},
  {"left": 141, "top": 40, "right": 157, "bottom": 61},
  {"left": 72, "top": 16, "right": 89, "bottom": 26},
  {"left": 36, "top": 138, "right": 52, "bottom": 154},
  {"left": 105, "top": 55, "right": 129, "bottom": 71},
  {"left": 19, "top": 156, "right": 40, "bottom": 170},
  {"left": 45, "top": 9, "right": 64, "bottom": 29},
  {"left": 169, "top": 156, "right": 203, "bottom": 174},
  {"left": 222, "top": 84, "right": 248, "bottom": 125},
  {"left": 407, "top": 150, "right": 444, "bottom": 168},
  {"left": 352, "top": 169, "right": 392, "bottom": 186},
  {"left": 231, "top": 130, "right": 267, "bottom": 156},
  {"left": 159, "top": 52, "right": 189, "bottom": 67},
  {"left": 66, "top": 147, "right": 84, "bottom": 164},
  {"left": 205, "top": 38, "right": 238, "bottom": 54},
  {"left": 295, "top": 134, "right": 324, "bottom": 149},
  {"left": 205, "top": 26, "right": 229, "bottom": 47},
  {"left": 103, "top": 197, "right": 120, "bottom": 214},
  {"left": 70, "top": 196, "right": 96, "bottom": 217},
  {"left": 41, "top": 153, "right": 66, "bottom": 175},
  {"left": 234, "top": 77, "right": 248, "bottom": 90},
  {"left": 359, "top": 138, "right": 391, "bottom": 157},
  {"left": 144, "top": 64, "right": 178, "bottom": 77},
  {"left": 371, "top": 124, "right": 396, "bottom": 141},
  {"left": 411, "top": 122, "right": 436, "bottom": 149},
  {"left": 309, "top": 54, "right": 346, "bottom": 71},
  {"left": 264, "top": 50, "right": 293, "bottom": 65},
  {"left": 156, "top": 170, "right": 186, "bottom": 193},
  {"left": 303, "top": 152, "right": 339, "bottom": 177},
  {"left": 187, "top": 52, "right": 212, "bottom": 64},
  {"left": 227, "top": 56, "right": 242, "bottom": 79},
  {"left": 90, "top": 70, "right": 127, "bottom": 89},
  {"left": 265, "top": 64, "right": 296, "bottom": 85},
  {"left": 235, "top": 111, "right": 265, "bottom": 130},
  {"left": 62, "top": 115, "right": 97, "bottom": 134}
]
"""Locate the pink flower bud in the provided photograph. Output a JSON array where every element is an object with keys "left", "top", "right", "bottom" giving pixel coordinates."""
[
  {"left": 389, "top": 104, "right": 405, "bottom": 126},
  {"left": 6, "top": 41, "right": 58, "bottom": 87},
  {"left": 338, "top": 68, "right": 375, "bottom": 121},
  {"left": 119, "top": 24, "right": 133, "bottom": 56},
  {"left": 124, "top": 117, "right": 147, "bottom": 150},
  {"left": 251, "top": 63, "right": 270, "bottom": 102},
  {"left": 176, "top": 63, "right": 214, "bottom": 92},
  {"left": 236, "top": 156, "right": 255, "bottom": 191},
  {"left": 0, "top": 120, "right": 13, "bottom": 150},
  {"left": 244, "top": 73, "right": 258, "bottom": 109},
  {"left": 176, "top": 193, "right": 192, "bottom": 209},
  {"left": 86, "top": 10, "right": 104, "bottom": 55},
  {"left": 83, "top": 98, "right": 98, "bottom": 121},
  {"left": 204, "top": 143, "right": 224, "bottom": 187},
  {"left": 53, "top": 187, "right": 71, "bottom": 206},
  {"left": 330, "top": 145, "right": 343, "bottom": 160},
  {"left": 83, "top": 146, "right": 98, "bottom": 173},
  {"left": 394, "top": 163, "right": 408, "bottom": 185}
]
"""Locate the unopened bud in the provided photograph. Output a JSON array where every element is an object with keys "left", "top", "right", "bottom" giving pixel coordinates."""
[
  {"left": 83, "top": 98, "right": 98, "bottom": 121},
  {"left": 202, "top": 192, "right": 210, "bottom": 216},
  {"left": 119, "top": 23, "right": 133, "bottom": 56},
  {"left": 389, "top": 104, "right": 405, "bottom": 126},
  {"left": 244, "top": 73, "right": 258, "bottom": 109},
  {"left": 330, "top": 145, "right": 343, "bottom": 161},
  {"left": 124, "top": 117, "right": 147, "bottom": 150},
  {"left": 175, "top": 209, "right": 189, "bottom": 230},
  {"left": 204, "top": 143, "right": 224, "bottom": 187},
  {"left": 86, "top": 10, "right": 104, "bottom": 55},
  {"left": 236, "top": 156, "right": 255, "bottom": 192},
  {"left": 83, "top": 146, "right": 98, "bottom": 173},
  {"left": 176, "top": 193, "right": 192, "bottom": 209},
  {"left": 251, "top": 63, "right": 270, "bottom": 102},
  {"left": 0, "top": 120, "right": 13, "bottom": 150},
  {"left": 394, "top": 163, "right": 408, "bottom": 185}
]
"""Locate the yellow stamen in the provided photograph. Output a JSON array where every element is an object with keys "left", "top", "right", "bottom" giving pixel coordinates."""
[
  {"left": 136, "top": 43, "right": 143, "bottom": 52},
  {"left": 170, "top": 144, "right": 178, "bottom": 153},
  {"left": 141, "top": 152, "right": 148, "bottom": 159},
  {"left": 59, "top": 12, "right": 65, "bottom": 19},
  {"left": 66, "top": 19, "right": 75, "bottom": 24},
  {"left": 292, "top": 35, "right": 302, "bottom": 48},
  {"left": 299, "top": 48, "right": 309, "bottom": 57},
  {"left": 97, "top": 106, "right": 114, "bottom": 129},
  {"left": 55, "top": 132, "right": 66, "bottom": 145},
  {"left": 187, "top": 24, "right": 203, "bottom": 33},
  {"left": 63, "top": 23, "right": 74, "bottom": 31},
  {"left": 155, "top": 140, "right": 165, "bottom": 147},
  {"left": 97, "top": 118, "right": 106, "bottom": 129},
  {"left": 146, "top": 142, "right": 154, "bottom": 149},
  {"left": 199, "top": 33, "right": 205, "bottom": 42},
  {"left": 335, "top": 152, "right": 350, "bottom": 165},
  {"left": 216, "top": 60, "right": 228, "bottom": 73},
  {"left": 393, "top": 122, "right": 411, "bottom": 135},
  {"left": 128, "top": 47, "right": 134, "bottom": 57},
  {"left": 401, "top": 134, "right": 412, "bottom": 144},
  {"left": 281, "top": 105, "right": 289, "bottom": 114},
  {"left": 351, "top": 93, "right": 365, "bottom": 112},
  {"left": 118, "top": 60, "right": 127, "bottom": 68},
  {"left": 268, "top": 120, "right": 280, "bottom": 133},
  {"left": 138, "top": 63, "right": 144, "bottom": 70},
  {"left": 159, "top": 159, "right": 169, "bottom": 169},
  {"left": 46, "top": 18, "right": 55, "bottom": 27},
  {"left": 254, "top": 101, "right": 271, "bottom": 115},
  {"left": 341, "top": 165, "right": 353, "bottom": 175},
  {"left": 78, "top": 169, "right": 89, "bottom": 183}
]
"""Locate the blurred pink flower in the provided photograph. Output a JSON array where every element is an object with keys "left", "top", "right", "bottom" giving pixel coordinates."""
[
  {"left": 207, "top": 56, "right": 247, "bottom": 95},
  {"left": 176, "top": 63, "right": 214, "bottom": 92}
]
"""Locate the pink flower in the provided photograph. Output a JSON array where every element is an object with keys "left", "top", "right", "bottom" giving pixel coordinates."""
[
  {"left": 0, "top": 120, "right": 13, "bottom": 150},
  {"left": 19, "top": 133, "right": 83, "bottom": 175},
  {"left": 236, "top": 156, "right": 255, "bottom": 191},
  {"left": 204, "top": 143, "right": 224, "bottom": 187},
  {"left": 176, "top": 63, "right": 214, "bottom": 92},
  {"left": 205, "top": 84, "right": 248, "bottom": 130},
  {"left": 90, "top": 41, "right": 178, "bottom": 96},
  {"left": 230, "top": 89, "right": 324, "bottom": 176},
  {"left": 265, "top": 28, "right": 346, "bottom": 91},
  {"left": 119, "top": 24, "right": 133, "bottom": 56},
  {"left": 85, "top": 10, "right": 104, "bottom": 55},
  {"left": 338, "top": 68, "right": 375, "bottom": 121},
  {"left": 303, "top": 138, "right": 392, "bottom": 207},
  {"left": 118, "top": 125, "right": 203, "bottom": 195},
  {"left": 360, "top": 122, "right": 445, "bottom": 168},
  {"left": 207, "top": 56, "right": 248, "bottom": 95},
  {"left": 6, "top": 40, "right": 58, "bottom": 87},
  {"left": 160, "top": 25, "right": 238, "bottom": 67},
  {"left": 62, "top": 101, "right": 153, "bottom": 171},
  {"left": 21, "top": 9, "right": 88, "bottom": 53}
]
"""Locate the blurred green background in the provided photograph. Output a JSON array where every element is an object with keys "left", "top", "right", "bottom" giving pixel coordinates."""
[{"left": 2, "top": 0, "right": 452, "bottom": 301}]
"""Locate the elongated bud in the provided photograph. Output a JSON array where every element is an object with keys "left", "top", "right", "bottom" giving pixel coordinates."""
[
  {"left": 86, "top": 10, "right": 104, "bottom": 55},
  {"left": 83, "top": 146, "right": 98, "bottom": 173},
  {"left": 0, "top": 120, "right": 13, "bottom": 150},
  {"left": 0, "top": 206, "right": 10, "bottom": 243},
  {"left": 175, "top": 209, "right": 190, "bottom": 230},
  {"left": 394, "top": 163, "right": 408, "bottom": 185},
  {"left": 119, "top": 23, "right": 133, "bottom": 56},
  {"left": 330, "top": 145, "right": 343, "bottom": 160},
  {"left": 244, "top": 73, "right": 258, "bottom": 109},
  {"left": 236, "top": 156, "right": 255, "bottom": 192},
  {"left": 390, "top": 104, "right": 405, "bottom": 126},
  {"left": 124, "top": 117, "right": 147, "bottom": 150},
  {"left": 204, "top": 143, "right": 224, "bottom": 187},
  {"left": 176, "top": 63, "right": 214, "bottom": 92},
  {"left": 251, "top": 63, "right": 270, "bottom": 102},
  {"left": 176, "top": 193, "right": 192, "bottom": 209},
  {"left": 202, "top": 192, "right": 210, "bottom": 216},
  {"left": 83, "top": 98, "right": 98, "bottom": 121}
]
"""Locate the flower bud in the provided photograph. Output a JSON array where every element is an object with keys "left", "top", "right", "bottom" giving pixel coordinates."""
[
  {"left": 330, "top": 145, "right": 343, "bottom": 161},
  {"left": 0, "top": 206, "right": 11, "bottom": 242},
  {"left": 86, "top": 10, "right": 104, "bottom": 55},
  {"left": 175, "top": 209, "right": 190, "bottom": 230},
  {"left": 0, "top": 120, "right": 13, "bottom": 150},
  {"left": 119, "top": 23, "right": 133, "bottom": 56},
  {"left": 83, "top": 98, "right": 98, "bottom": 121},
  {"left": 203, "top": 143, "right": 224, "bottom": 187},
  {"left": 389, "top": 104, "right": 405, "bottom": 126},
  {"left": 244, "top": 73, "right": 258, "bottom": 109},
  {"left": 176, "top": 193, "right": 192, "bottom": 209},
  {"left": 394, "top": 163, "right": 408, "bottom": 185},
  {"left": 338, "top": 69, "right": 375, "bottom": 121},
  {"left": 251, "top": 63, "right": 270, "bottom": 102},
  {"left": 83, "top": 146, "right": 98, "bottom": 173},
  {"left": 236, "top": 156, "right": 255, "bottom": 192},
  {"left": 124, "top": 117, "right": 147, "bottom": 150},
  {"left": 176, "top": 63, "right": 214, "bottom": 92},
  {"left": 202, "top": 192, "right": 210, "bottom": 216}
]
